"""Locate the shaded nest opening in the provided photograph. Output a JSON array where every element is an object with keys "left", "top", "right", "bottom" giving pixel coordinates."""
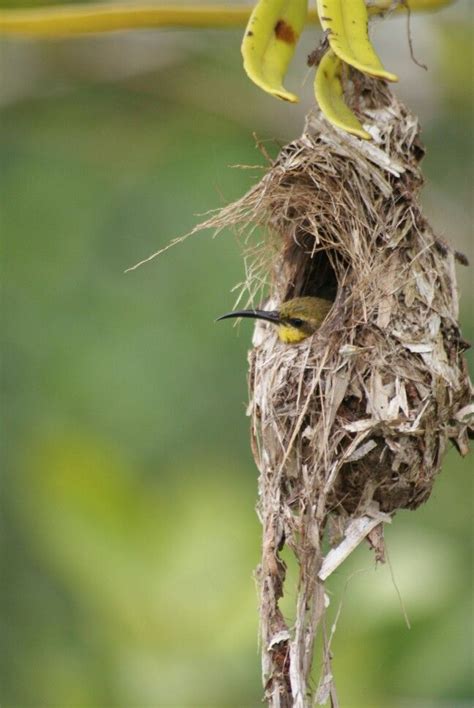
[{"left": 283, "top": 237, "right": 339, "bottom": 302}]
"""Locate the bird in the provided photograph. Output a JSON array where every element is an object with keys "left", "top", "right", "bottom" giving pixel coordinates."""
[{"left": 217, "top": 296, "right": 333, "bottom": 344}]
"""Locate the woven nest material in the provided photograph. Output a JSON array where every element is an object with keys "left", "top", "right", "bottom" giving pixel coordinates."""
[{"left": 197, "top": 76, "right": 472, "bottom": 706}]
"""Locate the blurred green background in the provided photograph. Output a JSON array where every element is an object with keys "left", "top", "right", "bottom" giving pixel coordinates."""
[{"left": 1, "top": 2, "right": 473, "bottom": 706}]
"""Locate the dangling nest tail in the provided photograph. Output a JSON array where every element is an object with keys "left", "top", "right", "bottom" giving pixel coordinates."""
[{"left": 196, "top": 76, "right": 472, "bottom": 706}]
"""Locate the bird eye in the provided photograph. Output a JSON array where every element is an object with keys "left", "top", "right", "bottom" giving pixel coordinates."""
[{"left": 290, "top": 318, "right": 303, "bottom": 328}]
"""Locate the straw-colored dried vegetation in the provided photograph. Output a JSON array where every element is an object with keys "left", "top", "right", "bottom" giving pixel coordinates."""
[{"left": 196, "top": 74, "right": 472, "bottom": 706}]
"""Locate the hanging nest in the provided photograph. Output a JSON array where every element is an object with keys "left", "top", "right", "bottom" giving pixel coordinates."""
[{"left": 196, "top": 74, "right": 472, "bottom": 706}]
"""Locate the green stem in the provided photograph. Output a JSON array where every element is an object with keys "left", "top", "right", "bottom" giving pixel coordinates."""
[{"left": 0, "top": 1, "right": 454, "bottom": 38}]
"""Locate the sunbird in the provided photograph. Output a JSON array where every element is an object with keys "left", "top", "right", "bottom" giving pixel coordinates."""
[{"left": 217, "top": 296, "right": 333, "bottom": 344}]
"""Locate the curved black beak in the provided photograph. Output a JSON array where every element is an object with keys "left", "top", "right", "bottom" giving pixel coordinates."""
[{"left": 216, "top": 309, "right": 281, "bottom": 324}]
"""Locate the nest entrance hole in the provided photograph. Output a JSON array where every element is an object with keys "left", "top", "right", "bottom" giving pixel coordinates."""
[{"left": 283, "top": 235, "right": 340, "bottom": 304}]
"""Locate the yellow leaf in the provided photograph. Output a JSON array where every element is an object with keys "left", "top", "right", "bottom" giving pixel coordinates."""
[
  {"left": 316, "top": 0, "right": 398, "bottom": 82},
  {"left": 241, "top": 0, "right": 308, "bottom": 103},
  {"left": 314, "top": 49, "right": 371, "bottom": 140}
]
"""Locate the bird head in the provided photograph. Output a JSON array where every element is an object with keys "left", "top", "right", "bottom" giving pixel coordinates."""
[{"left": 217, "top": 296, "right": 332, "bottom": 344}]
